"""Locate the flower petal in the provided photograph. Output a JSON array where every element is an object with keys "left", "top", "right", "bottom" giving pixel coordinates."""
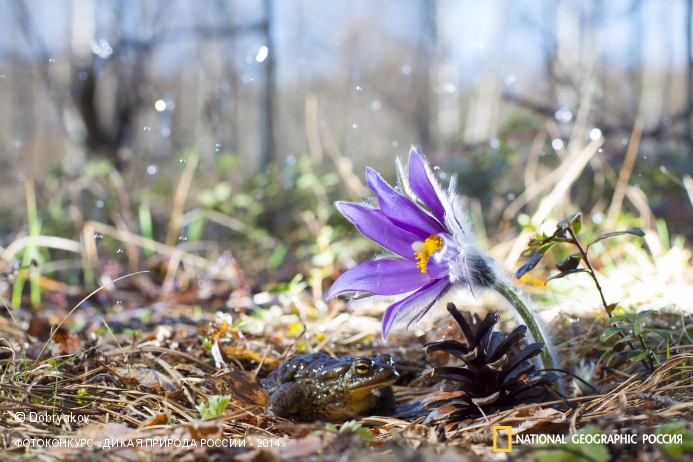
[
  {"left": 326, "top": 259, "right": 431, "bottom": 299},
  {"left": 382, "top": 278, "right": 450, "bottom": 340},
  {"left": 366, "top": 167, "right": 446, "bottom": 239},
  {"left": 336, "top": 202, "right": 419, "bottom": 259},
  {"left": 426, "top": 233, "right": 457, "bottom": 280},
  {"left": 408, "top": 148, "right": 446, "bottom": 223},
  {"left": 426, "top": 257, "right": 450, "bottom": 280}
]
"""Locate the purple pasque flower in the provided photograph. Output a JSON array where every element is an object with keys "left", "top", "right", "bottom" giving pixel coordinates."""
[{"left": 326, "top": 147, "right": 497, "bottom": 340}]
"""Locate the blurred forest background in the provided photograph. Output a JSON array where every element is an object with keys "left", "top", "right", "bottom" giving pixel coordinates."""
[{"left": 0, "top": 0, "right": 692, "bottom": 297}]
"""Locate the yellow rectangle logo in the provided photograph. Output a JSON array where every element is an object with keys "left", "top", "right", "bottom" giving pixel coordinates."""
[{"left": 492, "top": 426, "right": 512, "bottom": 452}]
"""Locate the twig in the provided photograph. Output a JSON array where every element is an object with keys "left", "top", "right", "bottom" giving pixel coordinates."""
[
  {"left": 165, "top": 152, "right": 199, "bottom": 247},
  {"left": 254, "top": 346, "right": 272, "bottom": 377},
  {"left": 536, "top": 368, "right": 600, "bottom": 394},
  {"left": 606, "top": 119, "right": 643, "bottom": 227},
  {"left": 569, "top": 404, "right": 584, "bottom": 434}
]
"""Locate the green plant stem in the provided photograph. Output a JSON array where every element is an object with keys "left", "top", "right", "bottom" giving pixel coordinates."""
[
  {"left": 638, "top": 335, "right": 655, "bottom": 369},
  {"left": 493, "top": 281, "right": 555, "bottom": 372},
  {"left": 566, "top": 227, "right": 654, "bottom": 371},
  {"left": 566, "top": 228, "right": 609, "bottom": 311},
  {"left": 12, "top": 178, "right": 42, "bottom": 308}
]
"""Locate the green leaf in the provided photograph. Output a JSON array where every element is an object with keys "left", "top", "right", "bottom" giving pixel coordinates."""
[
  {"left": 186, "top": 215, "right": 207, "bottom": 242},
  {"left": 535, "top": 426, "right": 609, "bottom": 462},
  {"left": 608, "top": 315, "right": 630, "bottom": 325},
  {"left": 645, "top": 329, "right": 673, "bottom": 342},
  {"left": 526, "top": 233, "right": 574, "bottom": 249},
  {"left": 600, "top": 327, "right": 626, "bottom": 342},
  {"left": 586, "top": 229, "right": 646, "bottom": 248},
  {"left": 545, "top": 268, "right": 590, "bottom": 284},
  {"left": 634, "top": 309, "right": 658, "bottom": 322},
  {"left": 340, "top": 421, "right": 374, "bottom": 441},
  {"left": 516, "top": 242, "right": 557, "bottom": 279},
  {"left": 527, "top": 233, "right": 551, "bottom": 248},
  {"left": 198, "top": 395, "right": 231, "bottom": 419},
  {"left": 213, "top": 183, "right": 232, "bottom": 202},
  {"left": 656, "top": 421, "right": 693, "bottom": 458},
  {"left": 138, "top": 202, "right": 155, "bottom": 259},
  {"left": 324, "top": 423, "right": 338, "bottom": 433},
  {"left": 656, "top": 218, "right": 671, "bottom": 252},
  {"left": 606, "top": 303, "right": 619, "bottom": 316},
  {"left": 312, "top": 251, "right": 335, "bottom": 267},
  {"left": 626, "top": 350, "right": 652, "bottom": 362},
  {"left": 198, "top": 189, "right": 218, "bottom": 208},
  {"left": 558, "top": 212, "right": 583, "bottom": 235},
  {"left": 556, "top": 252, "right": 582, "bottom": 272},
  {"left": 633, "top": 322, "right": 642, "bottom": 336},
  {"left": 232, "top": 193, "right": 253, "bottom": 208},
  {"left": 268, "top": 243, "right": 288, "bottom": 270},
  {"left": 199, "top": 336, "right": 213, "bottom": 352}
]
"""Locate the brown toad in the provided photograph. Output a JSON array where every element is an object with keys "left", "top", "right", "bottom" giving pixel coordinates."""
[{"left": 262, "top": 353, "right": 398, "bottom": 422}]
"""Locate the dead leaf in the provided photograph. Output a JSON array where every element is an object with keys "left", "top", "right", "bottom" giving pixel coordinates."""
[
  {"left": 141, "top": 413, "right": 169, "bottom": 427},
  {"left": 420, "top": 391, "right": 467, "bottom": 409},
  {"left": 423, "top": 404, "right": 458, "bottom": 424},
  {"left": 275, "top": 435, "right": 323, "bottom": 459},
  {"left": 51, "top": 327, "right": 82, "bottom": 356},
  {"left": 443, "top": 421, "right": 459, "bottom": 433},
  {"left": 79, "top": 423, "right": 137, "bottom": 461},
  {"left": 27, "top": 315, "right": 82, "bottom": 357},
  {"left": 114, "top": 366, "right": 178, "bottom": 391},
  {"left": 203, "top": 375, "right": 232, "bottom": 396},
  {"left": 203, "top": 316, "right": 236, "bottom": 341},
  {"left": 112, "top": 366, "right": 184, "bottom": 399},
  {"left": 212, "top": 340, "right": 229, "bottom": 369},
  {"left": 173, "top": 363, "right": 206, "bottom": 376},
  {"left": 28, "top": 316, "right": 53, "bottom": 341},
  {"left": 222, "top": 346, "right": 280, "bottom": 366},
  {"left": 26, "top": 329, "right": 82, "bottom": 360},
  {"left": 187, "top": 420, "right": 223, "bottom": 440},
  {"left": 516, "top": 407, "right": 540, "bottom": 417},
  {"left": 216, "top": 363, "right": 270, "bottom": 408},
  {"left": 515, "top": 408, "right": 566, "bottom": 432}
]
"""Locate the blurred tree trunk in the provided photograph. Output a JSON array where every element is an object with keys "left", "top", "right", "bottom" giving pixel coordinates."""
[
  {"left": 259, "top": 0, "right": 276, "bottom": 169},
  {"left": 637, "top": 1, "right": 666, "bottom": 132},
  {"left": 417, "top": 0, "right": 437, "bottom": 153},
  {"left": 70, "top": 1, "right": 148, "bottom": 165},
  {"left": 687, "top": 0, "right": 693, "bottom": 144},
  {"left": 464, "top": 0, "right": 507, "bottom": 144},
  {"left": 434, "top": 0, "right": 461, "bottom": 148}
]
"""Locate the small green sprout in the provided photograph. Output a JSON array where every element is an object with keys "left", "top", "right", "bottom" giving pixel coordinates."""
[
  {"left": 199, "top": 335, "right": 213, "bottom": 352},
  {"left": 198, "top": 395, "right": 231, "bottom": 419},
  {"left": 323, "top": 421, "right": 374, "bottom": 441}
]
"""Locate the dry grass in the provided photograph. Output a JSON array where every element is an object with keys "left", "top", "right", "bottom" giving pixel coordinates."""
[{"left": 0, "top": 276, "right": 692, "bottom": 462}]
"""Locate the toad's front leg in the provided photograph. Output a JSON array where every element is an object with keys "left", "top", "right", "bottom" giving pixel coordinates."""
[{"left": 266, "top": 382, "right": 308, "bottom": 419}]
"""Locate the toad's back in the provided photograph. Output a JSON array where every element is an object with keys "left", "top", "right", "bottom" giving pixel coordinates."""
[{"left": 261, "top": 353, "right": 398, "bottom": 422}]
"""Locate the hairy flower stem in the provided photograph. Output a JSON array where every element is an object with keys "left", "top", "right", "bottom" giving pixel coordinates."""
[{"left": 493, "top": 281, "right": 555, "bottom": 372}]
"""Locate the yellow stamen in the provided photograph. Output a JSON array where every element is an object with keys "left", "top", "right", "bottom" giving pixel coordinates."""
[{"left": 414, "top": 235, "right": 443, "bottom": 274}]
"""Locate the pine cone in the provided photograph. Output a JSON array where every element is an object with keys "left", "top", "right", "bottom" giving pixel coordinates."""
[{"left": 420, "top": 303, "right": 557, "bottom": 428}]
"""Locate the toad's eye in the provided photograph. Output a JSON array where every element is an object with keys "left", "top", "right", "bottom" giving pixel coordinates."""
[{"left": 353, "top": 359, "right": 372, "bottom": 376}]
